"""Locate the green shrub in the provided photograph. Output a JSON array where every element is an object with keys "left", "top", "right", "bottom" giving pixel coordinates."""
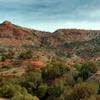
[
  {"left": 19, "top": 50, "right": 33, "bottom": 59},
  {"left": 63, "top": 74, "right": 75, "bottom": 86},
  {"left": 12, "top": 92, "right": 39, "bottom": 100},
  {"left": 0, "top": 65, "right": 12, "bottom": 72},
  {"left": 19, "top": 70, "right": 42, "bottom": 94},
  {"left": 37, "top": 83, "right": 48, "bottom": 98},
  {"left": 48, "top": 79, "right": 65, "bottom": 97},
  {"left": 63, "top": 83, "right": 98, "bottom": 100},
  {"left": 46, "top": 96, "right": 57, "bottom": 100},
  {"left": 0, "top": 83, "right": 27, "bottom": 98}
]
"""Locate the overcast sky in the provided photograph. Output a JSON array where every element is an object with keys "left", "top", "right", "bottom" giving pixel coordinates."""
[{"left": 0, "top": 0, "right": 99, "bottom": 32}]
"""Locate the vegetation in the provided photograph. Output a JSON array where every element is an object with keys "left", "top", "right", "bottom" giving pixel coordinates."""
[
  {"left": 42, "top": 60, "right": 68, "bottom": 81},
  {"left": 75, "top": 62, "right": 98, "bottom": 81},
  {"left": 19, "top": 50, "right": 33, "bottom": 59},
  {"left": 0, "top": 61, "right": 99, "bottom": 100}
]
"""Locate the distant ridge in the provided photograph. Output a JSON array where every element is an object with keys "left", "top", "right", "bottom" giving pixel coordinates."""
[{"left": 0, "top": 20, "right": 99, "bottom": 60}]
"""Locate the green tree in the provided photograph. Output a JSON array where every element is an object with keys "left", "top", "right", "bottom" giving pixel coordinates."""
[
  {"left": 42, "top": 62, "right": 68, "bottom": 81},
  {"left": 79, "top": 62, "right": 97, "bottom": 80}
]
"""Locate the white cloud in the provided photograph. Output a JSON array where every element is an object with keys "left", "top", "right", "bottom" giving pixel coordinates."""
[{"left": 0, "top": 0, "right": 100, "bottom": 31}]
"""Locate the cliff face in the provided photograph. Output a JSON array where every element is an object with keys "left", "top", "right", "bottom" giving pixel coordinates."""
[
  {"left": 0, "top": 21, "right": 50, "bottom": 46},
  {"left": 42, "top": 29, "right": 100, "bottom": 47},
  {"left": 0, "top": 21, "right": 99, "bottom": 45},
  {"left": 0, "top": 21, "right": 33, "bottom": 39}
]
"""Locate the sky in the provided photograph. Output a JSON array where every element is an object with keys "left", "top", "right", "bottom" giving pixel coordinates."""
[{"left": 0, "top": 0, "right": 100, "bottom": 32}]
